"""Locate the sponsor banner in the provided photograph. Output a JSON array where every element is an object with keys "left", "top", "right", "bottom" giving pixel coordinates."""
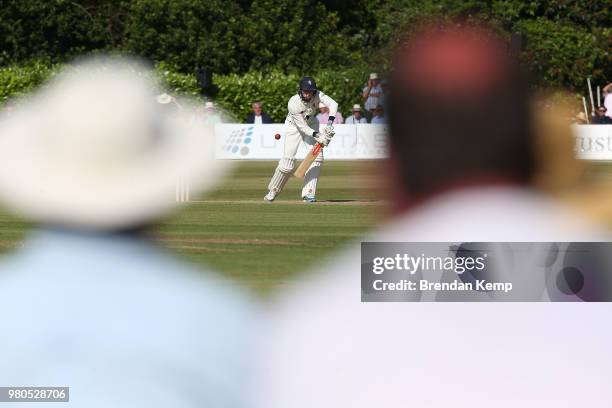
[
  {"left": 362, "top": 242, "right": 612, "bottom": 302},
  {"left": 215, "top": 124, "right": 388, "bottom": 159},
  {"left": 214, "top": 123, "right": 612, "bottom": 160},
  {"left": 336, "top": 124, "right": 388, "bottom": 159},
  {"left": 575, "top": 124, "right": 612, "bottom": 160}
]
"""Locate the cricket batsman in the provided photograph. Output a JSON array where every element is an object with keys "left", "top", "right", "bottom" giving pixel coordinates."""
[{"left": 264, "top": 77, "right": 338, "bottom": 202}]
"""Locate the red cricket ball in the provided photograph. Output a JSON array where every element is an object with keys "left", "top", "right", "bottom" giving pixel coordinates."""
[{"left": 274, "top": 133, "right": 281, "bottom": 140}]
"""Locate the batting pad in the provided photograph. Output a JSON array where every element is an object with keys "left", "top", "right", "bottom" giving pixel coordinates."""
[
  {"left": 268, "top": 166, "right": 291, "bottom": 193},
  {"left": 302, "top": 161, "right": 322, "bottom": 198}
]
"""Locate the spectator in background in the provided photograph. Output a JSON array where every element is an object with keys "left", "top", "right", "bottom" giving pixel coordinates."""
[
  {"left": 345, "top": 104, "right": 368, "bottom": 124},
  {"left": 0, "top": 58, "right": 258, "bottom": 407},
  {"left": 379, "top": 79, "right": 388, "bottom": 107},
  {"left": 593, "top": 106, "right": 612, "bottom": 124},
  {"left": 204, "top": 101, "right": 223, "bottom": 124},
  {"left": 1, "top": 100, "right": 16, "bottom": 116},
  {"left": 317, "top": 102, "right": 343, "bottom": 124},
  {"left": 370, "top": 104, "right": 386, "bottom": 123},
  {"left": 245, "top": 101, "right": 273, "bottom": 124},
  {"left": 156, "top": 92, "right": 183, "bottom": 116},
  {"left": 362, "top": 72, "right": 383, "bottom": 120}
]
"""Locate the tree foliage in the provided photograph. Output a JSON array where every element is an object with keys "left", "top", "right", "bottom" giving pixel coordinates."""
[
  {"left": 514, "top": 19, "right": 609, "bottom": 90},
  {"left": 237, "top": 0, "right": 362, "bottom": 73},
  {"left": 0, "top": 0, "right": 609, "bottom": 92},
  {"left": 0, "top": 0, "right": 125, "bottom": 64},
  {"left": 366, "top": 0, "right": 611, "bottom": 89},
  {"left": 0, "top": 0, "right": 364, "bottom": 74},
  {"left": 122, "top": 0, "right": 244, "bottom": 74}
]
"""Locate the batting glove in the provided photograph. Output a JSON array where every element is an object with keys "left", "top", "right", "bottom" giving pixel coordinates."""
[
  {"left": 323, "top": 125, "right": 335, "bottom": 138},
  {"left": 313, "top": 131, "right": 331, "bottom": 147}
]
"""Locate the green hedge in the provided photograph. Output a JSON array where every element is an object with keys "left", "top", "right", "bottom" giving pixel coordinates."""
[
  {"left": 0, "top": 62, "right": 60, "bottom": 102},
  {"left": 1, "top": 62, "right": 371, "bottom": 123},
  {"left": 0, "top": 61, "right": 201, "bottom": 103},
  {"left": 214, "top": 68, "right": 371, "bottom": 123}
]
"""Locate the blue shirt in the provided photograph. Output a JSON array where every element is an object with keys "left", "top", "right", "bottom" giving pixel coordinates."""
[{"left": 0, "top": 229, "right": 259, "bottom": 407}]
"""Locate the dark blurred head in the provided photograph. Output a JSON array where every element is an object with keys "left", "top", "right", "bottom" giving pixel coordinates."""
[
  {"left": 387, "top": 22, "right": 534, "bottom": 201},
  {"left": 596, "top": 106, "right": 607, "bottom": 117}
]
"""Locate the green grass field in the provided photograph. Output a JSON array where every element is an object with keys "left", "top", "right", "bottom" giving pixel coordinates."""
[
  {"left": 0, "top": 161, "right": 386, "bottom": 295},
  {"left": 3, "top": 160, "right": 610, "bottom": 295}
]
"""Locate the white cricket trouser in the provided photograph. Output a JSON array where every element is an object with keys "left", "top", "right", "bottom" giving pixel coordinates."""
[{"left": 267, "top": 120, "right": 324, "bottom": 198}]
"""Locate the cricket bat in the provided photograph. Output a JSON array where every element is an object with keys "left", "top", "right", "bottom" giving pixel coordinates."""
[{"left": 294, "top": 143, "right": 322, "bottom": 178}]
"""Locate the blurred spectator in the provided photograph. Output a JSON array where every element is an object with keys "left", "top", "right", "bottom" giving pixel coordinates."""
[
  {"left": 370, "top": 104, "right": 386, "bottom": 123},
  {"left": 190, "top": 105, "right": 208, "bottom": 126},
  {"left": 0, "top": 58, "right": 258, "bottom": 408},
  {"left": 204, "top": 101, "right": 223, "bottom": 124},
  {"left": 344, "top": 104, "right": 368, "bottom": 124},
  {"left": 379, "top": 79, "right": 388, "bottom": 107},
  {"left": 316, "top": 102, "right": 343, "bottom": 124},
  {"left": 245, "top": 101, "right": 273, "bottom": 124},
  {"left": 1, "top": 100, "right": 16, "bottom": 116},
  {"left": 254, "top": 22, "right": 609, "bottom": 408},
  {"left": 362, "top": 72, "right": 383, "bottom": 120},
  {"left": 603, "top": 82, "right": 612, "bottom": 118},
  {"left": 156, "top": 92, "right": 183, "bottom": 116},
  {"left": 156, "top": 92, "right": 173, "bottom": 105},
  {"left": 593, "top": 106, "right": 612, "bottom": 124}
]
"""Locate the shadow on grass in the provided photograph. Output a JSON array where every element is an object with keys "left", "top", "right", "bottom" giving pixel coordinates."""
[{"left": 320, "top": 199, "right": 382, "bottom": 203}]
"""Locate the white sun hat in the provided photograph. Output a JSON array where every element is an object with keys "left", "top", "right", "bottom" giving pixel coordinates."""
[
  {"left": 156, "top": 93, "right": 173, "bottom": 104},
  {"left": 369, "top": 72, "right": 378, "bottom": 80},
  {"left": 352, "top": 104, "right": 361, "bottom": 111},
  {"left": 0, "top": 57, "right": 228, "bottom": 230}
]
